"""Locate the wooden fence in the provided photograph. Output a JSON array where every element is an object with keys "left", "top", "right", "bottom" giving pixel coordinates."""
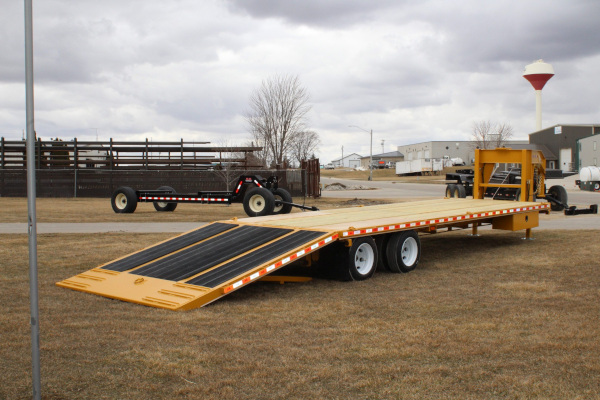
[
  {"left": 0, "top": 138, "right": 321, "bottom": 198},
  {"left": 0, "top": 138, "right": 263, "bottom": 170}
]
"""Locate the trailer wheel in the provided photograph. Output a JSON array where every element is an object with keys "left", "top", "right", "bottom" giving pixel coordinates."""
[
  {"left": 446, "top": 184, "right": 457, "bottom": 198},
  {"left": 346, "top": 237, "right": 378, "bottom": 281},
  {"left": 454, "top": 184, "right": 466, "bottom": 198},
  {"left": 243, "top": 187, "right": 275, "bottom": 217},
  {"left": 111, "top": 187, "right": 138, "bottom": 213},
  {"left": 548, "top": 185, "right": 567, "bottom": 211},
  {"left": 375, "top": 235, "right": 392, "bottom": 272},
  {"left": 385, "top": 231, "right": 420, "bottom": 273},
  {"left": 272, "top": 188, "right": 293, "bottom": 214},
  {"left": 153, "top": 186, "right": 178, "bottom": 212}
]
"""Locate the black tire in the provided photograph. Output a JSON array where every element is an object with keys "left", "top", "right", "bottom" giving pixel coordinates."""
[
  {"left": 243, "top": 187, "right": 275, "bottom": 217},
  {"left": 548, "top": 185, "right": 567, "bottom": 211},
  {"left": 375, "top": 235, "right": 392, "bottom": 272},
  {"left": 346, "top": 237, "right": 378, "bottom": 281},
  {"left": 454, "top": 184, "right": 466, "bottom": 198},
  {"left": 153, "top": 186, "right": 178, "bottom": 212},
  {"left": 111, "top": 186, "right": 138, "bottom": 213},
  {"left": 446, "top": 184, "right": 457, "bottom": 198},
  {"left": 272, "top": 188, "right": 293, "bottom": 214},
  {"left": 385, "top": 231, "right": 421, "bottom": 273}
]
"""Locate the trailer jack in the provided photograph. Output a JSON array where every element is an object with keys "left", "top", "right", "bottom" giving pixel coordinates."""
[
  {"left": 545, "top": 194, "right": 598, "bottom": 215},
  {"left": 564, "top": 204, "right": 598, "bottom": 216}
]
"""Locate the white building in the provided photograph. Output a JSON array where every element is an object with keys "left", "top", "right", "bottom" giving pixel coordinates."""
[
  {"left": 331, "top": 153, "right": 362, "bottom": 168},
  {"left": 397, "top": 140, "right": 528, "bottom": 166}
]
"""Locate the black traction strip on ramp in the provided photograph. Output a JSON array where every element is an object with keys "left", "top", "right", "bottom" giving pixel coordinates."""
[
  {"left": 186, "top": 230, "right": 324, "bottom": 288},
  {"left": 132, "top": 226, "right": 292, "bottom": 281},
  {"left": 101, "top": 223, "right": 237, "bottom": 272}
]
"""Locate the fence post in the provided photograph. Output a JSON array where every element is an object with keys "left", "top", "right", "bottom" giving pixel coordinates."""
[{"left": 73, "top": 138, "right": 78, "bottom": 197}]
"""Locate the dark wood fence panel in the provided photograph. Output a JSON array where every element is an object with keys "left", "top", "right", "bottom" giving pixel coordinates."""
[
  {"left": 0, "top": 169, "right": 304, "bottom": 198},
  {"left": 301, "top": 158, "right": 321, "bottom": 198}
]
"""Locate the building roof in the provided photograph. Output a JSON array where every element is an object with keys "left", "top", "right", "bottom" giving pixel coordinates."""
[
  {"left": 503, "top": 143, "right": 557, "bottom": 160},
  {"left": 331, "top": 152, "right": 362, "bottom": 162},
  {"left": 360, "top": 150, "right": 403, "bottom": 160},
  {"left": 529, "top": 123, "right": 600, "bottom": 135}
]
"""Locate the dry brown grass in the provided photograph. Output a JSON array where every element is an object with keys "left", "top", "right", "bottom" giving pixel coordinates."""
[
  {"left": 2, "top": 229, "right": 599, "bottom": 399},
  {"left": 0, "top": 196, "right": 388, "bottom": 224}
]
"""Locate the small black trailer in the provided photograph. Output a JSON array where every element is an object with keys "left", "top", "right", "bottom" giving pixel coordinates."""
[{"left": 110, "top": 175, "right": 318, "bottom": 217}]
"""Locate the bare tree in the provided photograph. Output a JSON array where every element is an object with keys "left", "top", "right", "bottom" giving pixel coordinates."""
[
  {"left": 246, "top": 74, "right": 312, "bottom": 167},
  {"left": 213, "top": 140, "right": 247, "bottom": 190},
  {"left": 472, "top": 120, "right": 514, "bottom": 149},
  {"left": 290, "top": 130, "right": 320, "bottom": 167}
]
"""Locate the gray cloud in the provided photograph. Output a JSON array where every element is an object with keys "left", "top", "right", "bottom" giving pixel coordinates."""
[{"left": 1, "top": 0, "right": 599, "bottom": 162}]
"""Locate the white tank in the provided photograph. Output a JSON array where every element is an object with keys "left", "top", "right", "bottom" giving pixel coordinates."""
[{"left": 580, "top": 166, "right": 600, "bottom": 182}]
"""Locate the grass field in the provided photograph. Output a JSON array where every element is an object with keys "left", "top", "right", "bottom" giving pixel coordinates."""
[
  {"left": 0, "top": 196, "right": 394, "bottom": 224},
  {"left": 2, "top": 228, "right": 600, "bottom": 399}
]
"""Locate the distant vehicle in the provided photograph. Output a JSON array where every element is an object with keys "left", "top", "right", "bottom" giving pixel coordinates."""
[
  {"left": 396, "top": 158, "right": 443, "bottom": 175},
  {"left": 443, "top": 156, "right": 465, "bottom": 166},
  {"left": 576, "top": 166, "right": 600, "bottom": 191},
  {"left": 324, "top": 163, "right": 335, "bottom": 170},
  {"left": 371, "top": 160, "right": 395, "bottom": 169}
]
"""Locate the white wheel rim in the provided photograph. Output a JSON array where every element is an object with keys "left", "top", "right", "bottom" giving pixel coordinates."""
[
  {"left": 401, "top": 237, "right": 418, "bottom": 266},
  {"left": 115, "top": 193, "right": 128, "bottom": 210},
  {"left": 249, "top": 194, "right": 265, "bottom": 212},
  {"left": 273, "top": 195, "right": 283, "bottom": 212},
  {"left": 156, "top": 201, "right": 168, "bottom": 208},
  {"left": 354, "top": 243, "right": 375, "bottom": 275}
]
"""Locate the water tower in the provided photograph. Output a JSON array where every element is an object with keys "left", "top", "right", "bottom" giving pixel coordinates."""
[{"left": 523, "top": 59, "right": 554, "bottom": 131}]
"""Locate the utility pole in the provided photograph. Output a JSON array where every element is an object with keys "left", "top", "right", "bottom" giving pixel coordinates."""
[
  {"left": 349, "top": 125, "right": 373, "bottom": 181},
  {"left": 24, "top": 0, "right": 41, "bottom": 398}
]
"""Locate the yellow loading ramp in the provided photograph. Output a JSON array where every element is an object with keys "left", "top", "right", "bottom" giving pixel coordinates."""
[{"left": 57, "top": 198, "right": 549, "bottom": 310}]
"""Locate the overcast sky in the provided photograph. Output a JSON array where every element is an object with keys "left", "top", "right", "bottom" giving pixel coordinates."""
[{"left": 2, "top": 0, "right": 600, "bottom": 163}]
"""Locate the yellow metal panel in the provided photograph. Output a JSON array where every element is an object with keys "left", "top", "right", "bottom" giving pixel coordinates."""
[{"left": 491, "top": 211, "right": 539, "bottom": 231}]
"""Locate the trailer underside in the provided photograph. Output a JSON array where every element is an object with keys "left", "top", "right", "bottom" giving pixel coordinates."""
[{"left": 57, "top": 198, "right": 550, "bottom": 310}]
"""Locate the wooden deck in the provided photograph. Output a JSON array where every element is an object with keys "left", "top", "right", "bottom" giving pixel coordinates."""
[{"left": 239, "top": 198, "right": 549, "bottom": 232}]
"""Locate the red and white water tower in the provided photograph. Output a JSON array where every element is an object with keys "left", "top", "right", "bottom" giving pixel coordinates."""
[{"left": 523, "top": 59, "right": 554, "bottom": 131}]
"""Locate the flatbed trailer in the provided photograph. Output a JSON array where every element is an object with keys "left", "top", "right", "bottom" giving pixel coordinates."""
[
  {"left": 111, "top": 174, "right": 318, "bottom": 217},
  {"left": 57, "top": 198, "right": 550, "bottom": 311}
]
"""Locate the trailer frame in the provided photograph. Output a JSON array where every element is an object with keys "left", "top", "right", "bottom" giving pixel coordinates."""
[{"left": 111, "top": 174, "right": 318, "bottom": 217}]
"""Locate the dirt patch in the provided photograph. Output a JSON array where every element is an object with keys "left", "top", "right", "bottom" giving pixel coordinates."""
[
  {"left": 340, "top": 198, "right": 390, "bottom": 206},
  {"left": 323, "top": 182, "right": 375, "bottom": 191}
]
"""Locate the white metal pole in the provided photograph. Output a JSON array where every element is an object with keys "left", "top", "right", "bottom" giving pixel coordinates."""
[
  {"left": 535, "top": 90, "right": 542, "bottom": 131},
  {"left": 24, "top": 0, "right": 41, "bottom": 398},
  {"left": 369, "top": 129, "right": 373, "bottom": 181}
]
